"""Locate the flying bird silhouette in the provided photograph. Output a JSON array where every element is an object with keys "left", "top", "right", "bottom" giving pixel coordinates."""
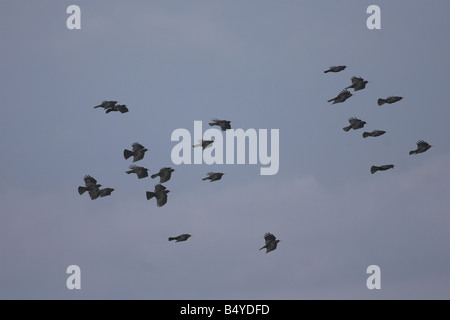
[
  {"left": 94, "top": 100, "right": 118, "bottom": 110},
  {"left": 328, "top": 89, "right": 353, "bottom": 104},
  {"left": 324, "top": 65, "right": 346, "bottom": 73},
  {"left": 345, "top": 76, "right": 369, "bottom": 91},
  {"left": 259, "top": 233, "right": 281, "bottom": 254},
  {"left": 343, "top": 117, "right": 366, "bottom": 131},
  {"left": 209, "top": 119, "right": 231, "bottom": 131},
  {"left": 78, "top": 175, "right": 102, "bottom": 200},
  {"left": 124, "top": 142, "right": 149, "bottom": 162},
  {"left": 409, "top": 140, "right": 432, "bottom": 155},
  {"left": 169, "top": 234, "right": 192, "bottom": 242},
  {"left": 371, "top": 165, "right": 395, "bottom": 174},
  {"left": 151, "top": 167, "right": 175, "bottom": 183},
  {"left": 202, "top": 172, "right": 224, "bottom": 182},
  {"left": 126, "top": 165, "right": 149, "bottom": 179},
  {"left": 363, "top": 130, "right": 386, "bottom": 138},
  {"left": 146, "top": 184, "right": 170, "bottom": 207},
  {"left": 378, "top": 96, "right": 403, "bottom": 106}
]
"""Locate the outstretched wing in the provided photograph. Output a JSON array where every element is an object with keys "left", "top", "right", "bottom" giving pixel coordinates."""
[
  {"left": 264, "top": 233, "right": 276, "bottom": 245},
  {"left": 351, "top": 76, "right": 364, "bottom": 84},
  {"left": 417, "top": 140, "right": 430, "bottom": 148},
  {"left": 132, "top": 142, "right": 145, "bottom": 151},
  {"left": 348, "top": 117, "right": 360, "bottom": 125},
  {"left": 84, "top": 175, "right": 97, "bottom": 187},
  {"left": 154, "top": 184, "right": 167, "bottom": 192}
]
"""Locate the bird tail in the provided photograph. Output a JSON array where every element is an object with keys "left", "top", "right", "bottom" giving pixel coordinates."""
[
  {"left": 125, "top": 170, "right": 134, "bottom": 174},
  {"left": 202, "top": 177, "right": 210, "bottom": 181},
  {"left": 327, "top": 98, "right": 334, "bottom": 103},
  {"left": 345, "top": 85, "right": 352, "bottom": 90},
  {"left": 377, "top": 98, "right": 386, "bottom": 106},
  {"left": 193, "top": 143, "right": 201, "bottom": 148},
  {"left": 123, "top": 149, "right": 133, "bottom": 160},
  {"left": 151, "top": 173, "right": 159, "bottom": 179},
  {"left": 259, "top": 246, "right": 266, "bottom": 250},
  {"left": 105, "top": 108, "right": 113, "bottom": 113},
  {"left": 370, "top": 166, "right": 378, "bottom": 174},
  {"left": 78, "top": 186, "right": 87, "bottom": 195},
  {"left": 362, "top": 132, "right": 371, "bottom": 138},
  {"left": 409, "top": 150, "right": 416, "bottom": 155},
  {"left": 208, "top": 122, "right": 216, "bottom": 127},
  {"left": 146, "top": 191, "right": 155, "bottom": 200},
  {"left": 94, "top": 105, "right": 102, "bottom": 108},
  {"left": 324, "top": 70, "right": 331, "bottom": 73},
  {"left": 343, "top": 125, "right": 352, "bottom": 132},
  {"left": 168, "top": 237, "right": 176, "bottom": 241}
]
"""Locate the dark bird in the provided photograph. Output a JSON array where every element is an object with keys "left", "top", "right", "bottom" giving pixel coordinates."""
[
  {"left": 343, "top": 117, "right": 367, "bottom": 132},
  {"left": 98, "top": 188, "right": 115, "bottom": 198},
  {"left": 169, "top": 234, "right": 192, "bottom": 242},
  {"left": 126, "top": 165, "right": 149, "bottom": 179},
  {"left": 209, "top": 118, "right": 231, "bottom": 131},
  {"left": 345, "top": 76, "right": 369, "bottom": 91},
  {"left": 146, "top": 184, "right": 170, "bottom": 207},
  {"left": 94, "top": 100, "right": 117, "bottom": 110},
  {"left": 193, "top": 139, "right": 214, "bottom": 150},
  {"left": 151, "top": 167, "right": 175, "bottom": 183},
  {"left": 371, "top": 164, "right": 395, "bottom": 174},
  {"left": 202, "top": 172, "right": 224, "bottom": 182},
  {"left": 124, "top": 142, "right": 149, "bottom": 162},
  {"left": 324, "top": 65, "right": 347, "bottom": 73},
  {"left": 409, "top": 140, "right": 432, "bottom": 155},
  {"left": 259, "top": 232, "right": 281, "bottom": 254},
  {"left": 78, "top": 175, "right": 102, "bottom": 200},
  {"left": 328, "top": 89, "right": 353, "bottom": 104},
  {"left": 105, "top": 104, "right": 129, "bottom": 114},
  {"left": 363, "top": 130, "right": 386, "bottom": 138},
  {"left": 377, "top": 96, "right": 403, "bottom": 106}
]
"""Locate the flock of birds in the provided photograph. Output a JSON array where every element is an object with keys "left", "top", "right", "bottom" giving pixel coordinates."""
[
  {"left": 324, "top": 65, "right": 433, "bottom": 174},
  {"left": 76, "top": 66, "right": 432, "bottom": 255},
  {"left": 78, "top": 102, "right": 281, "bottom": 253}
]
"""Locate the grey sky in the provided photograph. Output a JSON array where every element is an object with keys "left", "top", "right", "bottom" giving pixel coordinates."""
[{"left": 1, "top": 1, "right": 449, "bottom": 299}]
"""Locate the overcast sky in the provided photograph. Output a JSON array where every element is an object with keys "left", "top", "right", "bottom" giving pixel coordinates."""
[{"left": 1, "top": 1, "right": 449, "bottom": 300}]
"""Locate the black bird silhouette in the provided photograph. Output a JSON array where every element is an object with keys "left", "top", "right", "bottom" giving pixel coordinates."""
[
  {"left": 363, "top": 130, "right": 386, "bottom": 138},
  {"left": 94, "top": 100, "right": 117, "bottom": 110},
  {"left": 151, "top": 167, "right": 175, "bottom": 183},
  {"left": 202, "top": 172, "right": 224, "bottom": 182},
  {"left": 209, "top": 119, "right": 231, "bottom": 131},
  {"left": 328, "top": 89, "right": 353, "bottom": 104},
  {"left": 371, "top": 164, "right": 395, "bottom": 174},
  {"left": 146, "top": 184, "right": 170, "bottom": 207},
  {"left": 78, "top": 175, "right": 102, "bottom": 200},
  {"left": 324, "top": 65, "right": 347, "bottom": 73},
  {"left": 106, "top": 104, "right": 129, "bottom": 114},
  {"left": 378, "top": 96, "right": 403, "bottom": 106},
  {"left": 193, "top": 139, "right": 214, "bottom": 150},
  {"left": 169, "top": 234, "right": 192, "bottom": 242},
  {"left": 409, "top": 140, "right": 432, "bottom": 155},
  {"left": 345, "top": 76, "right": 369, "bottom": 91},
  {"left": 259, "top": 233, "right": 281, "bottom": 254},
  {"left": 126, "top": 165, "right": 149, "bottom": 179},
  {"left": 124, "top": 142, "right": 149, "bottom": 162},
  {"left": 343, "top": 117, "right": 367, "bottom": 131},
  {"left": 98, "top": 188, "right": 115, "bottom": 198}
]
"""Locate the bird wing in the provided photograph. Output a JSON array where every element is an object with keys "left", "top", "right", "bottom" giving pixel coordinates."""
[
  {"left": 351, "top": 76, "right": 363, "bottom": 84},
  {"left": 154, "top": 184, "right": 167, "bottom": 192},
  {"left": 417, "top": 140, "right": 430, "bottom": 148},
  {"left": 264, "top": 233, "right": 276, "bottom": 245},
  {"left": 348, "top": 117, "right": 360, "bottom": 125},
  {"left": 132, "top": 142, "right": 145, "bottom": 151},
  {"left": 156, "top": 192, "right": 168, "bottom": 207},
  {"left": 84, "top": 175, "right": 97, "bottom": 187},
  {"left": 136, "top": 168, "right": 148, "bottom": 179}
]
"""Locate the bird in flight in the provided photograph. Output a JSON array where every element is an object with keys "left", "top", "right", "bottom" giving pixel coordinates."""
[
  {"left": 124, "top": 142, "right": 149, "bottom": 162},
  {"left": 259, "top": 233, "right": 281, "bottom": 253},
  {"left": 324, "top": 65, "right": 347, "bottom": 73},
  {"left": 377, "top": 96, "right": 403, "bottom": 106},
  {"left": 169, "top": 234, "right": 192, "bottom": 242},
  {"left": 94, "top": 100, "right": 118, "bottom": 110},
  {"left": 151, "top": 167, "right": 175, "bottom": 183},
  {"left": 345, "top": 76, "right": 369, "bottom": 91},
  {"left": 363, "top": 130, "right": 386, "bottom": 138},
  {"left": 343, "top": 117, "right": 366, "bottom": 132},
  {"left": 202, "top": 172, "right": 224, "bottom": 182},
  {"left": 409, "top": 140, "right": 432, "bottom": 155},
  {"left": 371, "top": 164, "right": 395, "bottom": 174},
  {"left": 209, "top": 119, "right": 231, "bottom": 131},
  {"left": 126, "top": 165, "right": 149, "bottom": 179},
  {"left": 328, "top": 89, "right": 353, "bottom": 104},
  {"left": 193, "top": 139, "right": 214, "bottom": 150},
  {"left": 78, "top": 175, "right": 102, "bottom": 200},
  {"left": 146, "top": 184, "right": 170, "bottom": 207}
]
